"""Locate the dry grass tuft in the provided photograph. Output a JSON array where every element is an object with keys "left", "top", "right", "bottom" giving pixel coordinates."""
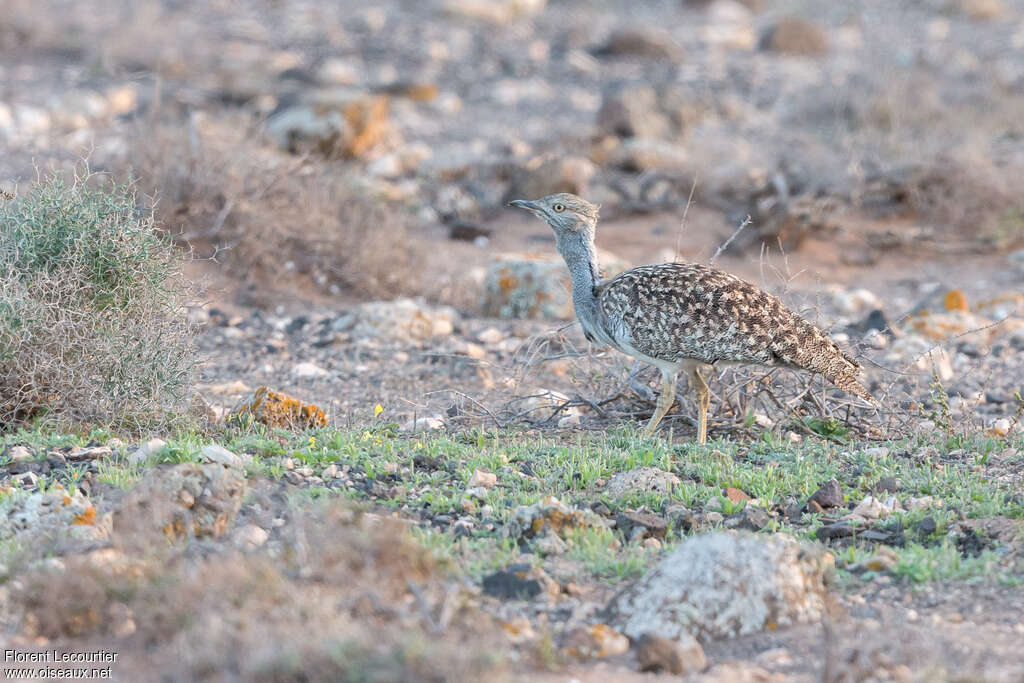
[
  {"left": 0, "top": 171, "right": 194, "bottom": 431},
  {"left": 128, "top": 114, "right": 421, "bottom": 301}
]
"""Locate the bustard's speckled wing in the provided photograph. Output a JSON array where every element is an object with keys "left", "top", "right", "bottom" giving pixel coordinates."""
[{"left": 595, "top": 263, "right": 874, "bottom": 402}]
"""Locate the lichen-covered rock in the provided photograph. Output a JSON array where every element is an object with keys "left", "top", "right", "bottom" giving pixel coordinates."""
[
  {"left": 606, "top": 532, "right": 833, "bottom": 642},
  {"left": 334, "top": 298, "right": 458, "bottom": 341},
  {"left": 0, "top": 486, "right": 107, "bottom": 542},
  {"left": 266, "top": 88, "right": 394, "bottom": 158},
  {"left": 606, "top": 467, "right": 682, "bottom": 498},
  {"left": 482, "top": 251, "right": 629, "bottom": 319},
  {"left": 228, "top": 386, "right": 327, "bottom": 429},
  {"left": 506, "top": 496, "right": 608, "bottom": 540},
  {"left": 563, "top": 623, "right": 630, "bottom": 660},
  {"left": 115, "top": 463, "right": 245, "bottom": 542}
]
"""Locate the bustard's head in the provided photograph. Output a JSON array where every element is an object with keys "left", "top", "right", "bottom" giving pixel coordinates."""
[{"left": 508, "top": 193, "right": 600, "bottom": 236}]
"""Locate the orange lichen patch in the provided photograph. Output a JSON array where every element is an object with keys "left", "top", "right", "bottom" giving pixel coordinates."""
[
  {"left": 73, "top": 507, "right": 97, "bottom": 526},
  {"left": 564, "top": 624, "right": 630, "bottom": 659},
  {"left": 62, "top": 495, "right": 72, "bottom": 506},
  {"left": 908, "top": 311, "right": 1003, "bottom": 342},
  {"left": 499, "top": 274, "right": 520, "bottom": 291},
  {"left": 229, "top": 386, "right": 327, "bottom": 429},
  {"left": 344, "top": 95, "right": 391, "bottom": 158},
  {"left": 944, "top": 289, "right": 969, "bottom": 312},
  {"left": 502, "top": 618, "right": 536, "bottom": 644}
]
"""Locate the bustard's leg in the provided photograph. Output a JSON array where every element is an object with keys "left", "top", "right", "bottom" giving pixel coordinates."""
[
  {"left": 688, "top": 363, "right": 710, "bottom": 445},
  {"left": 642, "top": 369, "right": 676, "bottom": 438}
]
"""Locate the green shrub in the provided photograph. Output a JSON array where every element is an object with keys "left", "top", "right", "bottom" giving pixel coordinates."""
[{"left": 0, "top": 172, "right": 193, "bottom": 430}]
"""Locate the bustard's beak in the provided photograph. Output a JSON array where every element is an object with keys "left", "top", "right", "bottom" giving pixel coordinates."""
[{"left": 508, "top": 199, "right": 542, "bottom": 214}]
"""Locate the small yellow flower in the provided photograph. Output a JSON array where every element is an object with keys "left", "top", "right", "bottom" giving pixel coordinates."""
[
  {"left": 414, "top": 441, "right": 423, "bottom": 450},
  {"left": 308, "top": 436, "right": 316, "bottom": 447},
  {"left": 374, "top": 404, "right": 384, "bottom": 417},
  {"left": 361, "top": 431, "right": 373, "bottom": 441}
]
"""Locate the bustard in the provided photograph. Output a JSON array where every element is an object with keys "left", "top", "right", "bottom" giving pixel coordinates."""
[{"left": 509, "top": 193, "right": 875, "bottom": 443}]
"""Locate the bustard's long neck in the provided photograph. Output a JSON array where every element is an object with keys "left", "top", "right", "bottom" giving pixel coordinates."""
[{"left": 554, "top": 227, "right": 611, "bottom": 345}]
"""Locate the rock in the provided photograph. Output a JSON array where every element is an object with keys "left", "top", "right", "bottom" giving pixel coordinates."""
[
  {"left": 228, "top": 386, "right": 327, "bottom": 429},
  {"left": 917, "top": 516, "right": 937, "bottom": 535},
  {"left": 700, "top": 0, "right": 757, "bottom": 49},
  {"left": 853, "top": 309, "right": 892, "bottom": 335},
  {"left": 514, "top": 155, "right": 596, "bottom": 199},
  {"left": 605, "top": 467, "right": 682, "bottom": 498},
  {"left": 482, "top": 250, "right": 629, "bottom": 319},
  {"left": 635, "top": 633, "right": 707, "bottom": 674},
  {"left": 990, "top": 418, "right": 1011, "bottom": 437},
  {"left": 482, "top": 563, "right": 559, "bottom": 600},
  {"left": 403, "top": 416, "right": 445, "bottom": 432},
  {"left": 0, "top": 487, "right": 106, "bottom": 543},
  {"left": 266, "top": 88, "right": 394, "bottom": 158},
  {"left": 442, "top": 0, "right": 546, "bottom": 23},
  {"left": 844, "top": 495, "right": 902, "bottom": 522},
  {"left": 557, "top": 414, "right": 581, "bottom": 429},
  {"left": 724, "top": 505, "right": 769, "bottom": 531},
  {"left": 477, "top": 327, "right": 505, "bottom": 345},
  {"left": 760, "top": 17, "right": 828, "bottom": 55},
  {"left": 235, "top": 523, "right": 269, "bottom": 549},
  {"left": 4, "top": 446, "right": 33, "bottom": 463},
  {"left": 808, "top": 480, "right": 844, "bottom": 509},
  {"left": 564, "top": 624, "right": 630, "bottom": 659},
  {"left": 815, "top": 521, "right": 855, "bottom": 541},
  {"left": 481, "top": 254, "right": 567, "bottom": 319},
  {"left": 594, "top": 27, "right": 681, "bottom": 60},
  {"left": 617, "top": 511, "right": 670, "bottom": 541},
  {"left": 832, "top": 287, "right": 883, "bottom": 315},
  {"left": 606, "top": 532, "right": 833, "bottom": 641},
  {"left": 129, "top": 438, "right": 168, "bottom": 465},
  {"left": 874, "top": 476, "right": 900, "bottom": 493},
  {"left": 506, "top": 496, "right": 608, "bottom": 540},
  {"left": 316, "top": 58, "right": 358, "bottom": 85},
  {"left": 501, "top": 618, "right": 537, "bottom": 644},
  {"left": 200, "top": 444, "right": 251, "bottom": 469},
  {"left": 704, "top": 496, "right": 725, "bottom": 513},
  {"left": 857, "top": 546, "right": 898, "bottom": 573},
  {"left": 336, "top": 298, "right": 458, "bottom": 341},
  {"left": 904, "top": 311, "right": 1000, "bottom": 346},
  {"left": 597, "top": 84, "right": 671, "bottom": 140},
  {"left": 468, "top": 469, "right": 498, "bottom": 489},
  {"left": 116, "top": 463, "right": 245, "bottom": 542},
  {"left": 292, "top": 362, "right": 330, "bottom": 379},
  {"left": 533, "top": 529, "right": 570, "bottom": 554}
]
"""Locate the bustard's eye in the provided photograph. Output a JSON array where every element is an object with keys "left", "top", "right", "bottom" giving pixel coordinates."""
[{"left": 552, "top": 203, "right": 565, "bottom": 213}]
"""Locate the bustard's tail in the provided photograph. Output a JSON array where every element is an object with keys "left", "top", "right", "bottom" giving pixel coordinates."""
[{"left": 771, "top": 317, "right": 878, "bottom": 406}]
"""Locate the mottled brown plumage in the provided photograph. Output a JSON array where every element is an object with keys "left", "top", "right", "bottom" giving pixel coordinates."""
[
  {"left": 596, "top": 263, "right": 873, "bottom": 402},
  {"left": 509, "top": 192, "right": 874, "bottom": 442}
]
